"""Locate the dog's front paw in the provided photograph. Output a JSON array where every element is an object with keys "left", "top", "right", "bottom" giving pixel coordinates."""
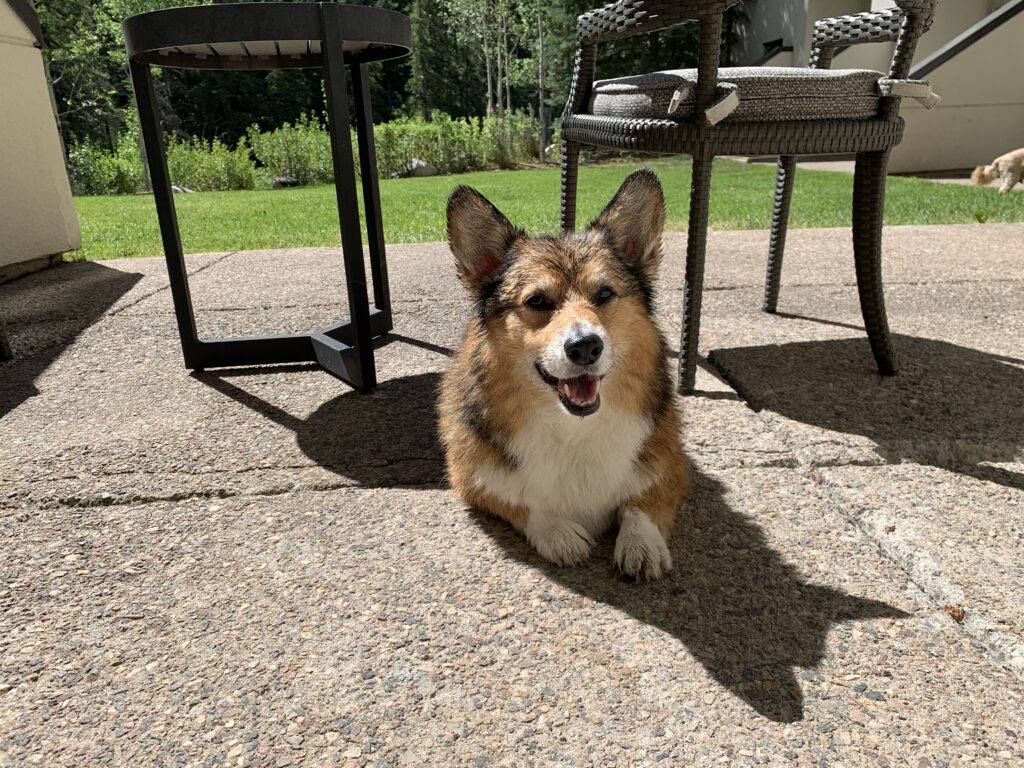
[
  {"left": 526, "top": 515, "right": 594, "bottom": 567},
  {"left": 614, "top": 507, "right": 672, "bottom": 580}
]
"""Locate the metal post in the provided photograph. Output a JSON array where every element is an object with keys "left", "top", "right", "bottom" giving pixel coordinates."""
[
  {"left": 321, "top": 4, "right": 376, "bottom": 390},
  {"left": 352, "top": 61, "right": 392, "bottom": 330},
  {"left": 128, "top": 59, "right": 201, "bottom": 367}
]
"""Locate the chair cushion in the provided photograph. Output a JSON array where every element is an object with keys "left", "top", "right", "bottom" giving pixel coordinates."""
[{"left": 587, "top": 67, "right": 885, "bottom": 122}]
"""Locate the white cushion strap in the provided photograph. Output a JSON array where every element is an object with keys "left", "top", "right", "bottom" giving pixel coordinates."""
[
  {"left": 704, "top": 83, "right": 740, "bottom": 125},
  {"left": 878, "top": 77, "right": 941, "bottom": 109},
  {"left": 666, "top": 85, "right": 692, "bottom": 115}
]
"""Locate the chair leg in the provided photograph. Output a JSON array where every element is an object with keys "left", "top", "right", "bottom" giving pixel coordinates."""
[
  {"left": 679, "top": 151, "right": 714, "bottom": 394},
  {"left": 763, "top": 155, "right": 796, "bottom": 313},
  {"left": 852, "top": 150, "right": 897, "bottom": 376},
  {"left": 560, "top": 140, "right": 581, "bottom": 233}
]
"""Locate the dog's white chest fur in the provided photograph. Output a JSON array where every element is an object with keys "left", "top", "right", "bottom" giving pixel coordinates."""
[{"left": 474, "top": 403, "right": 653, "bottom": 537}]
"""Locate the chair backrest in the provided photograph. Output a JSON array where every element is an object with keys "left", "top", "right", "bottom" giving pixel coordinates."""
[
  {"left": 571, "top": 0, "right": 741, "bottom": 120},
  {"left": 891, "top": 0, "right": 938, "bottom": 79},
  {"left": 810, "top": 0, "right": 938, "bottom": 80}
]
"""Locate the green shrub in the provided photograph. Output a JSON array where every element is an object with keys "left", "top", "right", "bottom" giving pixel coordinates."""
[
  {"left": 166, "top": 136, "right": 257, "bottom": 191},
  {"left": 247, "top": 114, "right": 333, "bottom": 185},
  {"left": 67, "top": 140, "right": 144, "bottom": 196},
  {"left": 375, "top": 111, "right": 540, "bottom": 178},
  {"left": 68, "top": 111, "right": 546, "bottom": 196}
]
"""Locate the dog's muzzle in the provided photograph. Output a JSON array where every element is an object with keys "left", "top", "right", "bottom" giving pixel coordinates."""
[{"left": 535, "top": 362, "right": 603, "bottom": 417}]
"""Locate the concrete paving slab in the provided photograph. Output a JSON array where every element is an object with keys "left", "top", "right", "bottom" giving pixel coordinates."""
[
  {"left": 1, "top": 246, "right": 790, "bottom": 512},
  {"left": 0, "top": 303, "right": 782, "bottom": 510},
  {"left": 0, "top": 253, "right": 225, "bottom": 328},
  {"left": 2, "top": 475, "right": 1023, "bottom": 767},
  {"left": 3, "top": 223, "right": 1024, "bottom": 766},
  {"left": 118, "top": 225, "right": 1024, "bottom": 323},
  {"left": 687, "top": 232, "right": 1024, "bottom": 699},
  {"left": 661, "top": 224, "right": 1024, "bottom": 294},
  {"left": 820, "top": 464, "right": 1024, "bottom": 679}
]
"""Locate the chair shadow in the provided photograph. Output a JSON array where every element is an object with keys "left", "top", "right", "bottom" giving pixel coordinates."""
[
  {"left": 471, "top": 469, "right": 907, "bottom": 723},
  {"left": 708, "top": 328, "right": 1024, "bottom": 489},
  {"left": 0, "top": 262, "right": 142, "bottom": 419},
  {"left": 198, "top": 350, "right": 907, "bottom": 723}
]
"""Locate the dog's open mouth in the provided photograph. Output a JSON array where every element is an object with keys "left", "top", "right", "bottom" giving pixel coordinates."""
[{"left": 535, "top": 363, "right": 602, "bottom": 417}]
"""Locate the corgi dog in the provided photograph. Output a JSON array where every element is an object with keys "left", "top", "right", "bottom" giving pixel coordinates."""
[{"left": 438, "top": 169, "right": 689, "bottom": 580}]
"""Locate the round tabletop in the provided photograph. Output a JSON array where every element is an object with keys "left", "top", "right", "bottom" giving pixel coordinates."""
[{"left": 123, "top": 3, "right": 412, "bottom": 70}]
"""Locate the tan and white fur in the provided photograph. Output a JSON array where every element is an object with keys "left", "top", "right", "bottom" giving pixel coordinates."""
[
  {"left": 971, "top": 148, "right": 1024, "bottom": 194},
  {"left": 438, "top": 170, "right": 689, "bottom": 580}
]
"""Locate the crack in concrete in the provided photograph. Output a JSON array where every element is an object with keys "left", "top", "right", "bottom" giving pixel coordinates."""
[
  {"left": 662, "top": 276, "right": 1024, "bottom": 294},
  {"left": 7, "top": 457, "right": 447, "bottom": 511},
  {"left": 707, "top": 352, "right": 1024, "bottom": 684},
  {"left": 105, "top": 251, "right": 240, "bottom": 318}
]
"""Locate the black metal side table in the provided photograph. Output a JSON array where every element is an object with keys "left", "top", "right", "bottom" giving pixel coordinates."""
[{"left": 123, "top": 3, "right": 412, "bottom": 391}]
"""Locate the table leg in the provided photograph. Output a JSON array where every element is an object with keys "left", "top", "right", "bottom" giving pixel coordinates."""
[
  {"left": 321, "top": 5, "right": 376, "bottom": 391},
  {"left": 352, "top": 62, "right": 392, "bottom": 331},
  {"left": 129, "top": 59, "right": 202, "bottom": 368}
]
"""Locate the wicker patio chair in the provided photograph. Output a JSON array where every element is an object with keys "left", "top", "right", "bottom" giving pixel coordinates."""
[{"left": 559, "top": 0, "right": 940, "bottom": 392}]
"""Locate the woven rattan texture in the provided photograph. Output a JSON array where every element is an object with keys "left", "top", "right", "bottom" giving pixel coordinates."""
[
  {"left": 763, "top": 156, "right": 797, "bottom": 313},
  {"left": 577, "top": 0, "right": 738, "bottom": 45},
  {"left": 588, "top": 67, "right": 885, "bottom": 122},
  {"left": 559, "top": 0, "right": 937, "bottom": 390}
]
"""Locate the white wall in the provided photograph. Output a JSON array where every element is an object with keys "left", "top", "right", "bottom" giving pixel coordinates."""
[
  {"left": 0, "top": 1, "right": 81, "bottom": 271},
  {"left": 734, "top": 0, "right": 807, "bottom": 65},
  {"left": 890, "top": 9, "right": 1024, "bottom": 172},
  {"left": 737, "top": 0, "right": 1024, "bottom": 172}
]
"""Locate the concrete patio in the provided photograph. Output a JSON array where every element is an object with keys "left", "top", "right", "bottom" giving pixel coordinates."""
[{"left": 1, "top": 223, "right": 1023, "bottom": 767}]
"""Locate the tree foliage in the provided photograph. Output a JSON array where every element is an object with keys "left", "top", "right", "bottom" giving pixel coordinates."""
[{"left": 38, "top": 0, "right": 746, "bottom": 154}]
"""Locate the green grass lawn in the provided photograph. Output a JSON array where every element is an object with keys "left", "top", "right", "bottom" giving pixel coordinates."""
[{"left": 72, "top": 157, "right": 1023, "bottom": 261}]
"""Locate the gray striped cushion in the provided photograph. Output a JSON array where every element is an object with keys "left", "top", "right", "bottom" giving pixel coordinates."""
[{"left": 588, "top": 67, "right": 885, "bottom": 122}]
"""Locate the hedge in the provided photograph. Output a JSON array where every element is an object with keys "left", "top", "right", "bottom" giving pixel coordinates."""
[{"left": 69, "top": 111, "right": 546, "bottom": 196}]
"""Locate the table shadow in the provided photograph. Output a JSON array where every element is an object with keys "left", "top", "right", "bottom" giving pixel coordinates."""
[{"left": 197, "top": 366, "right": 448, "bottom": 489}]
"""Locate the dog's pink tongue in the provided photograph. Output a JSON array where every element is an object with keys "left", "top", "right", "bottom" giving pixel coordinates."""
[{"left": 558, "top": 374, "right": 601, "bottom": 404}]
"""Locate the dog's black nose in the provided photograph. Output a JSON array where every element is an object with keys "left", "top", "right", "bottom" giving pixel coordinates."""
[{"left": 564, "top": 334, "right": 604, "bottom": 365}]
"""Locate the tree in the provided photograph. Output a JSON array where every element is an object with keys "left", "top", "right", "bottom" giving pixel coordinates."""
[
  {"left": 408, "top": 0, "right": 484, "bottom": 118},
  {"left": 35, "top": 0, "right": 746, "bottom": 160}
]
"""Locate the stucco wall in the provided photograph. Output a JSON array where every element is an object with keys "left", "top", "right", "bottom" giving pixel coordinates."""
[
  {"left": 890, "top": 9, "right": 1024, "bottom": 172},
  {"left": 0, "top": 1, "right": 81, "bottom": 271},
  {"left": 736, "top": 1, "right": 1024, "bottom": 173},
  {"left": 734, "top": 0, "right": 806, "bottom": 65}
]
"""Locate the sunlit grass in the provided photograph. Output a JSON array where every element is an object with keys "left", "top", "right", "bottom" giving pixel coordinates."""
[{"left": 72, "top": 157, "right": 1022, "bottom": 260}]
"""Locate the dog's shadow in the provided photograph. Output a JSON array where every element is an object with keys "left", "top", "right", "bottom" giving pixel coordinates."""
[
  {"left": 198, "top": 353, "right": 906, "bottom": 724},
  {"left": 471, "top": 470, "right": 906, "bottom": 723}
]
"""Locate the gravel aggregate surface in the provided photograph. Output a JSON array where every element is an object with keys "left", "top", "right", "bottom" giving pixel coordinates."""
[{"left": 2, "top": 224, "right": 1023, "bottom": 766}]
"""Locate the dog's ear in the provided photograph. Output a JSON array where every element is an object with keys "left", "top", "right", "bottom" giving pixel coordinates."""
[
  {"left": 592, "top": 168, "right": 666, "bottom": 276},
  {"left": 447, "top": 186, "right": 521, "bottom": 288}
]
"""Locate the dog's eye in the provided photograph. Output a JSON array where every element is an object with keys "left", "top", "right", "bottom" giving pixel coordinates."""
[
  {"left": 524, "top": 293, "right": 553, "bottom": 310},
  {"left": 594, "top": 287, "right": 616, "bottom": 305}
]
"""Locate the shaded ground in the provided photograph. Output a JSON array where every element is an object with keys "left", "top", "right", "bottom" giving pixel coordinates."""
[{"left": 2, "top": 223, "right": 1023, "bottom": 766}]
